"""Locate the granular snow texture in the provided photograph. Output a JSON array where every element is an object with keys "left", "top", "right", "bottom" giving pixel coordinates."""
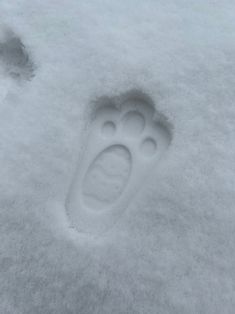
[{"left": 0, "top": 1, "right": 235, "bottom": 313}]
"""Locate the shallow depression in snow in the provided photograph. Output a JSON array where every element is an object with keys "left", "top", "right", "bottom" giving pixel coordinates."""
[{"left": 66, "top": 91, "right": 172, "bottom": 235}]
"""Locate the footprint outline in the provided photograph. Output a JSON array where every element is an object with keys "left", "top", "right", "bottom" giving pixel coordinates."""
[{"left": 66, "top": 91, "right": 172, "bottom": 235}]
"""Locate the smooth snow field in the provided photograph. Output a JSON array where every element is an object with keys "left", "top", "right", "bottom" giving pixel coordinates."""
[{"left": 0, "top": 1, "right": 235, "bottom": 313}]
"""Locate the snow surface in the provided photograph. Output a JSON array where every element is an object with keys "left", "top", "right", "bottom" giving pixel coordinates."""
[{"left": 0, "top": 0, "right": 235, "bottom": 313}]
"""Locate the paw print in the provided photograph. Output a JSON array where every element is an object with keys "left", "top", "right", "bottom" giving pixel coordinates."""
[{"left": 66, "top": 92, "right": 172, "bottom": 235}]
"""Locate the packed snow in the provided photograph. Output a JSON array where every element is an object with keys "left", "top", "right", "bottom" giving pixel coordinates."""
[{"left": 0, "top": 1, "right": 235, "bottom": 313}]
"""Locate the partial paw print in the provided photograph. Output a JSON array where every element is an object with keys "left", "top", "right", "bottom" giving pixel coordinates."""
[
  {"left": 0, "top": 27, "right": 34, "bottom": 102},
  {"left": 66, "top": 91, "right": 172, "bottom": 235}
]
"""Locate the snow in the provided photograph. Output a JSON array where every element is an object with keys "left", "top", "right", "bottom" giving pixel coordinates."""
[{"left": 0, "top": 0, "right": 235, "bottom": 313}]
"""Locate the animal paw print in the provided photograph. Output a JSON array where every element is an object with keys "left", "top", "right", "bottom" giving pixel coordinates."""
[
  {"left": 66, "top": 92, "right": 172, "bottom": 235},
  {"left": 0, "top": 27, "right": 34, "bottom": 103}
]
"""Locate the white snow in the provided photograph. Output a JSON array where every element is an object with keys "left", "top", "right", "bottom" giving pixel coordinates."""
[{"left": 0, "top": 0, "right": 235, "bottom": 313}]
